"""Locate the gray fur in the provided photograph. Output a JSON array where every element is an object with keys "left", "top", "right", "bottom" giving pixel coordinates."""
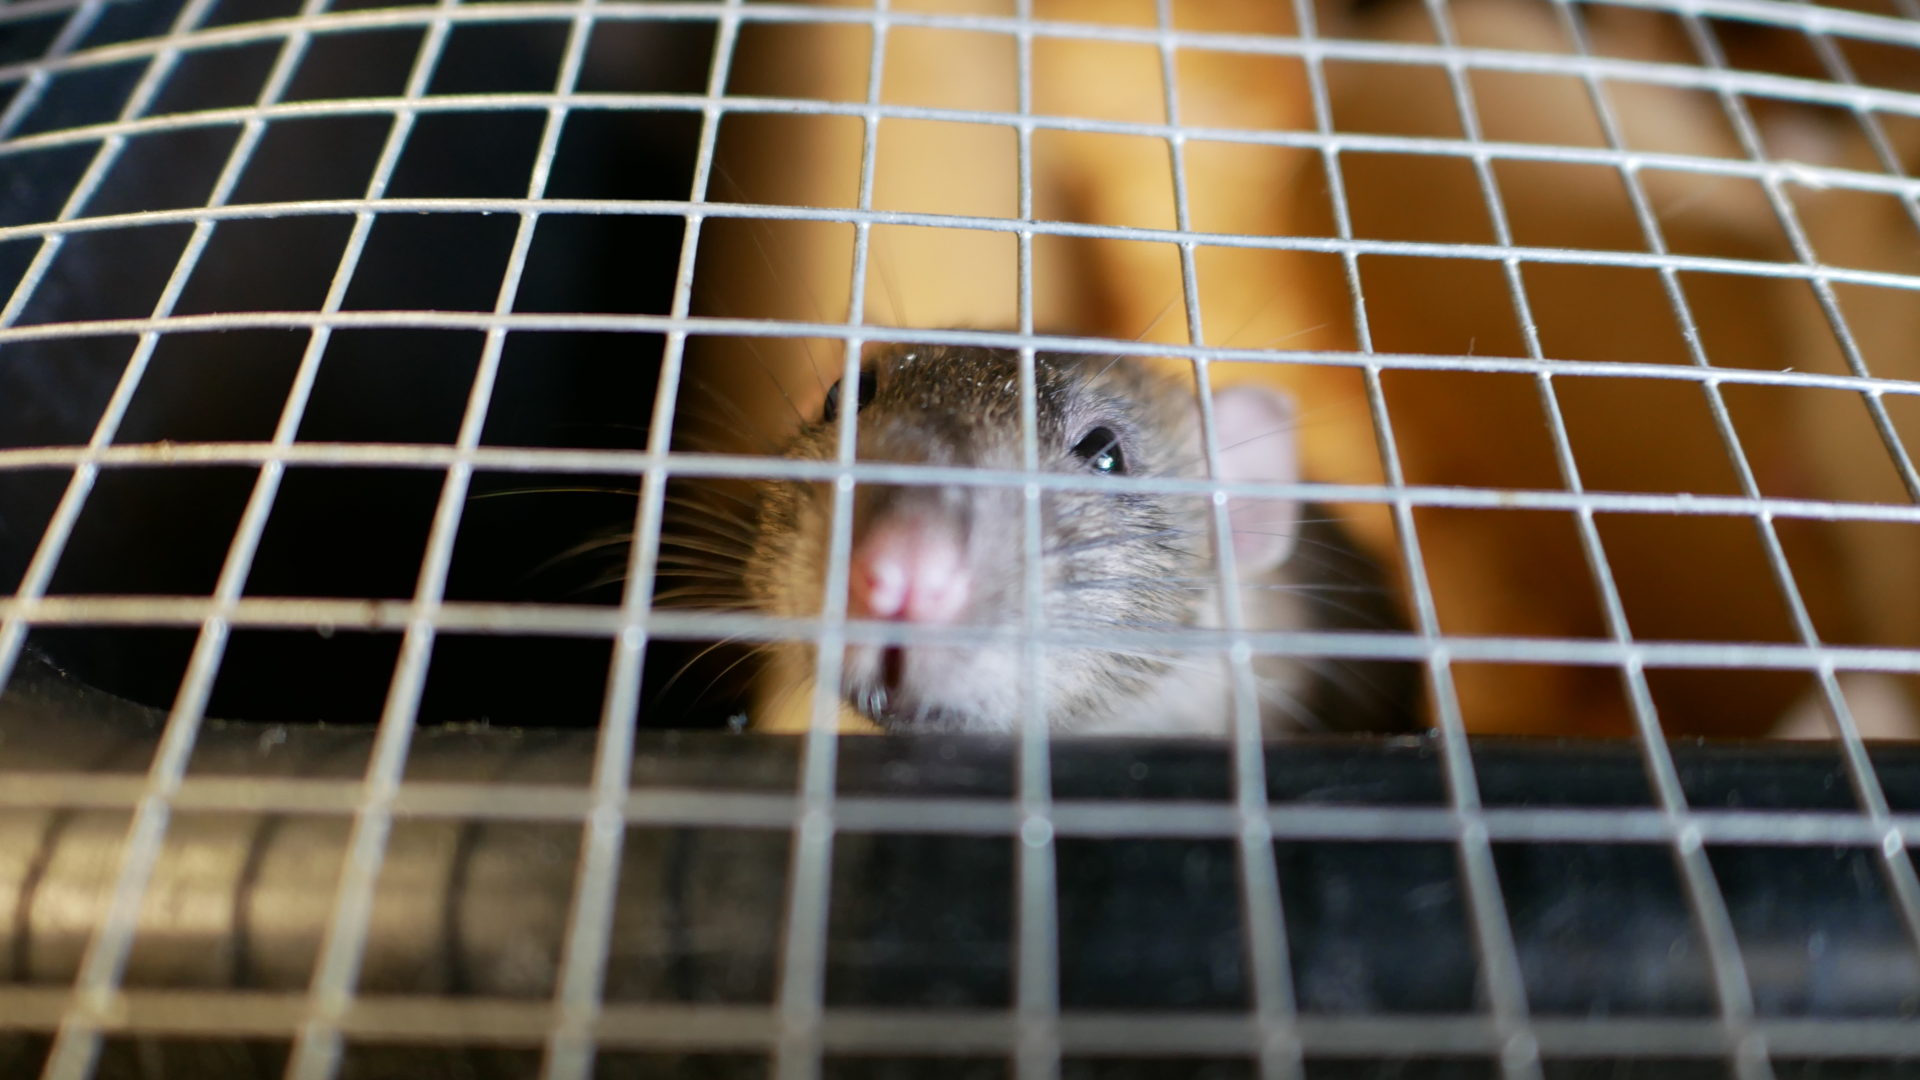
[{"left": 745, "top": 345, "right": 1416, "bottom": 736}]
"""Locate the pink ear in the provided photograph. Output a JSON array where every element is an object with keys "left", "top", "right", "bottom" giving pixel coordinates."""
[{"left": 1211, "top": 384, "right": 1300, "bottom": 575}]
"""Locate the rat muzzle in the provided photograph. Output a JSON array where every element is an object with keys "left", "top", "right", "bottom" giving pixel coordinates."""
[{"left": 839, "top": 489, "right": 1020, "bottom": 732}]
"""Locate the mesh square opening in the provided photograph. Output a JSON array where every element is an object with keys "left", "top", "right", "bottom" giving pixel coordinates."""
[
  {"left": 48, "top": 465, "right": 256, "bottom": 596},
  {"left": 206, "top": 629, "right": 405, "bottom": 728},
  {"left": 83, "top": 125, "right": 240, "bottom": 218},
  {"left": 1356, "top": 254, "right": 1527, "bottom": 359},
  {"left": 447, "top": 469, "right": 642, "bottom": 606},
  {"left": 826, "top": 831, "right": 1014, "bottom": 1007},
  {"left": 516, "top": 213, "right": 687, "bottom": 316},
  {"left": 1324, "top": 60, "right": 1465, "bottom": 139},
  {"left": 1383, "top": 371, "right": 1561, "bottom": 489},
  {"left": 873, "top": 119, "right": 1018, "bottom": 219},
  {"left": 604, "top": 826, "right": 789, "bottom": 1004},
  {"left": 386, "top": 109, "right": 548, "bottom": 198},
  {"left": 228, "top": 114, "right": 392, "bottom": 205},
  {"left": 867, "top": 224, "right": 1018, "bottom": 329},
  {"left": 7, "top": 626, "right": 197, "bottom": 757},
  {"left": 548, "top": 108, "right": 703, "bottom": 201},
  {"left": 1468, "top": 73, "right": 1603, "bottom": 145},
  {"left": 1344, "top": 152, "right": 1499, "bottom": 247},
  {"left": 881, "top": 28, "right": 1016, "bottom": 111},
  {"left": 1492, "top": 161, "right": 1642, "bottom": 251},
  {"left": 282, "top": 27, "right": 427, "bottom": 103},
  {"left": 114, "top": 329, "right": 300, "bottom": 443},
  {"left": 1711, "top": 845, "right": 1920, "bottom": 1017},
  {"left": 727, "top": 21, "right": 870, "bottom": 102},
  {"left": 14, "top": 59, "right": 143, "bottom": 137},
  {"left": 1495, "top": 841, "right": 1717, "bottom": 1016},
  {"left": 691, "top": 218, "right": 854, "bottom": 324},
  {"left": 714, "top": 111, "right": 865, "bottom": 209},
  {"left": 0, "top": 144, "right": 97, "bottom": 227},
  {"left": 1030, "top": 130, "right": 1177, "bottom": 230},
  {"left": 579, "top": 18, "right": 717, "bottom": 93},
  {"left": 1450, "top": 662, "right": 1633, "bottom": 738},
  {"left": 1171, "top": 48, "right": 1309, "bottom": 131},
  {"left": 144, "top": 39, "right": 280, "bottom": 115},
  {"left": 174, "top": 214, "right": 356, "bottom": 315},
  {"left": 1058, "top": 837, "right": 1247, "bottom": 1010},
  {"left": 480, "top": 330, "right": 664, "bottom": 450},
  {"left": 1553, "top": 374, "right": 1746, "bottom": 495},
  {"left": 339, "top": 212, "right": 520, "bottom": 313},
  {"left": 1030, "top": 36, "right": 1164, "bottom": 125},
  {"left": 0, "top": 335, "right": 135, "bottom": 448},
  {"left": 0, "top": 468, "right": 70, "bottom": 593},
  {"left": 242, "top": 466, "right": 444, "bottom": 599},
  {"left": 356, "top": 819, "right": 582, "bottom": 997},
  {"left": 296, "top": 328, "right": 482, "bottom": 444},
  {"left": 426, "top": 20, "right": 570, "bottom": 96},
  {"left": 120, "top": 811, "right": 354, "bottom": 990},
  {"left": 1277, "top": 839, "right": 1478, "bottom": 1014},
  {"left": 16, "top": 223, "right": 194, "bottom": 326}
]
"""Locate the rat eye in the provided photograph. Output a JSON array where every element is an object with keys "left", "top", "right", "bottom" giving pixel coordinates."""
[
  {"left": 1072, "top": 427, "right": 1126, "bottom": 475},
  {"left": 820, "top": 370, "right": 876, "bottom": 424}
]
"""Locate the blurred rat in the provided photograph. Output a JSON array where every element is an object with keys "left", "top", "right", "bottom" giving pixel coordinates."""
[{"left": 730, "top": 344, "right": 1418, "bottom": 736}]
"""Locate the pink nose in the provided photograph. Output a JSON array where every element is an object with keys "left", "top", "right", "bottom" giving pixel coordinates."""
[{"left": 848, "top": 520, "right": 971, "bottom": 624}]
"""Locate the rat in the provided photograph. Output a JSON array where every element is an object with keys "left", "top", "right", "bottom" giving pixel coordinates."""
[{"left": 732, "top": 344, "right": 1420, "bottom": 737}]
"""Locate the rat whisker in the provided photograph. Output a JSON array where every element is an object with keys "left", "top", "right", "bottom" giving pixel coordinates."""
[
  {"left": 656, "top": 560, "right": 747, "bottom": 581},
  {"left": 656, "top": 554, "right": 753, "bottom": 577},
  {"left": 665, "top": 491, "right": 758, "bottom": 526},
  {"left": 651, "top": 587, "right": 755, "bottom": 606},
  {"left": 658, "top": 534, "right": 755, "bottom": 563},
  {"left": 656, "top": 545, "right": 748, "bottom": 564},
  {"left": 694, "top": 482, "right": 763, "bottom": 512},
  {"left": 1161, "top": 423, "right": 1297, "bottom": 475},
  {"left": 570, "top": 567, "right": 647, "bottom": 599},
  {"left": 469, "top": 484, "right": 642, "bottom": 503},
  {"left": 667, "top": 482, "right": 765, "bottom": 523},
  {"left": 1238, "top": 319, "right": 1333, "bottom": 354},
  {"left": 679, "top": 379, "right": 790, "bottom": 454},
  {"left": 1261, "top": 590, "right": 1395, "bottom": 629},
  {"left": 1254, "top": 681, "right": 1323, "bottom": 733},
  {"left": 872, "top": 233, "right": 912, "bottom": 329},
  {"left": 1296, "top": 655, "right": 1404, "bottom": 716},
  {"left": 522, "top": 533, "right": 638, "bottom": 582},
  {"left": 658, "top": 516, "right": 760, "bottom": 548},
  {"left": 1080, "top": 300, "right": 1184, "bottom": 388},
  {"left": 654, "top": 567, "right": 753, "bottom": 585},
  {"left": 660, "top": 530, "right": 760, "bottom": 556},
  {"left": 688, "top": 643, "right": 780, "bottom": 714},
  {"left": 656, "top": 635, "right": 769, "bottom": 709}
]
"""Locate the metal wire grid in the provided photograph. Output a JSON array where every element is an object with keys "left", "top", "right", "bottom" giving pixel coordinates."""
[{"left": 0, "top": 0, "right": 1917, "bottom": 1078}]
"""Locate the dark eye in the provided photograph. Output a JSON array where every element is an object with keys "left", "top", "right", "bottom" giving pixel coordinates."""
[
  {"left": 1072, "top": 426, "right": 1126, "bottom": 475},
  {"left": 821, "top": 370, "right": 876, "bottom": 424}
]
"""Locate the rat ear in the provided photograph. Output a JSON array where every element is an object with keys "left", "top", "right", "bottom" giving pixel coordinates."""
[{"left": 1210, "top": 384, "right": 1301, "bottom": 575}]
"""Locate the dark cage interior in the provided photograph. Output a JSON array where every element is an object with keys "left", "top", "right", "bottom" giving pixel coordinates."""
[
  {"left": 0, "top": 0, "right": 725, "bottom": 729},
  {"left": 1, "top": 0, "right": 1919, "bottom": 1079}
]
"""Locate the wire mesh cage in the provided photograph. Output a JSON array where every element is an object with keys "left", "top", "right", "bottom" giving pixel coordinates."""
[{"left": 3, "top": 0, "right": 1920, "bottom": 1077}]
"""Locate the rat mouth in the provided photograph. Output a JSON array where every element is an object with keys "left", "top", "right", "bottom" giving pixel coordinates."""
[{"left": 844, "top": 646, "right": 979, "bottom": 732}]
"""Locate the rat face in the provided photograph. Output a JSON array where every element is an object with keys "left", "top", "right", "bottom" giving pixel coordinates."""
[{"left": 747, "top": 345, "right": 1301, "bottom": 735}]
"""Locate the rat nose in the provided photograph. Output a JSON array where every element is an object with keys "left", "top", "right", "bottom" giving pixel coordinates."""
[{"left": 847, "top": 519, "right": 971, "bottom": 624}]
